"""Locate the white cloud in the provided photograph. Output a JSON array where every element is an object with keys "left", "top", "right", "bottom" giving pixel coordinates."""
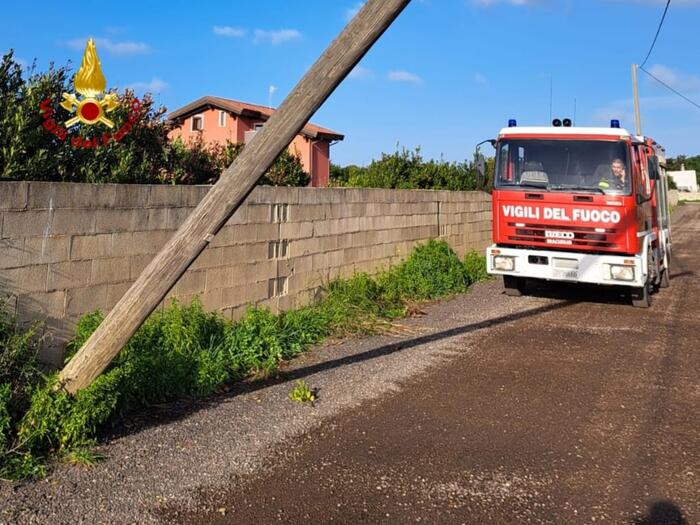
[
  {"left": 213, "top": 26, "right": 246, "bottom": 38},
  {"left": 387, "top": 70, "right": 424, "bottom": 85},
  {"left": 253, "top": 29, "right": 302, "bottom": 45},
  {"left": 63, "top": 37, "right": 150, "bottom": 56},
  {"left": 474, "top": 72, "right": 488, "bottom": 86},
  {"left": 126, "top": 77, "right": 168, "bottom": 93},
  {"left": 349, "top": 65, "right": 372, "bottom": 79},
  {"left": 645, "top": 64, "right": 700, "bottom": 92},
  {"left": 345, "top": 2, "right": 365, "bottom": 21}
]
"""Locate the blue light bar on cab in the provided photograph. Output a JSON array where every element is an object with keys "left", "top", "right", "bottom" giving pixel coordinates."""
[
  {"left": 610, "top": 119, "right": 620, "bottom": 128},
  {"left": 508, "top": 119, "right": 517, "bottom": 127}
]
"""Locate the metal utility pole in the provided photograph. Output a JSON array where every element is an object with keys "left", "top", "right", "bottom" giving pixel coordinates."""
[
  {"left": 632, "top": 64, "right": 642, "bottom": 135},
  {"left": 58, "top": 0, "right": 412, "bottom": 394}
]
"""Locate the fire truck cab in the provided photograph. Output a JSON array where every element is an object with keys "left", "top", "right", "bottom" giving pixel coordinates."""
[{"left": 481, "top": 120, "right": 672, "bottom": 307}]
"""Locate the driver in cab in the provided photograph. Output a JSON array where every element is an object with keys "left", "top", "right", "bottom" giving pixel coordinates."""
[{"left": 598, "top": 158, "right": 627, "bottom": 191}]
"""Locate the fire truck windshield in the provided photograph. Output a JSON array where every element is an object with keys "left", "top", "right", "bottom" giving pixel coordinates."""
[{"left": 494, "top": 139, "right": 631, "bottom": 195}]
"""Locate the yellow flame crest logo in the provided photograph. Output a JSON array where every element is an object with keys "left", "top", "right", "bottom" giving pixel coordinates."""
[{"left": 60, "top": 39, "right": 118, "bottom": 128}]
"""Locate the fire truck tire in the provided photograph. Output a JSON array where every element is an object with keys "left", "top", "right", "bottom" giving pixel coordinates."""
[
  {"left": 659, "top": 253, "right": 671, "bottom": 289},
  {"left": 503, "top": 275, "right": 527, "bottom": 296},
  {"left": 631, "top": 279, "right": 652, "bottom": 308}
]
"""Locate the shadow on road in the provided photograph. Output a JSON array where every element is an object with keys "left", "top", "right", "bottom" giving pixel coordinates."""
[
  {"left": 106, "top": 299, "right": 574, "bottom": 440},
  {"left": 631, "top": 500, "right": 688, "bottom": 525}
]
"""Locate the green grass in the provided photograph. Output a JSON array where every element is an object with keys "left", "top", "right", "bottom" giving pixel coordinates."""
[{"left": 0, "top": 240, "right": 488, "bottom": 480}]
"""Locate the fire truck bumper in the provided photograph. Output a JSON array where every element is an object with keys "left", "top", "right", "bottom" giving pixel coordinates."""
[{"left": 486, "top": 245, "right": 646, "bottom": 288}]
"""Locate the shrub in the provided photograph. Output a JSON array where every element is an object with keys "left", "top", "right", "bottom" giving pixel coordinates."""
[
  {"left": 0, "top": 51, "right": 310, "bottom": 187},
  {"left": 1, "top": 240, "right": 488, "bottom": 479},
  {"left": 463, "top": 250, "right": 489, "bottom": 284},
  {"left": 333, "top": 146, "right": 488, "bottom": 191}
]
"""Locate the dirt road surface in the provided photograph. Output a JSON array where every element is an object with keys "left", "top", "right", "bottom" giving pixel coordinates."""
[
  {"left": 165, "top": 205, "right": 699, "bottom": 525},
  {"left": 2, "top": 206, "right": 698, "bottom": 524}
]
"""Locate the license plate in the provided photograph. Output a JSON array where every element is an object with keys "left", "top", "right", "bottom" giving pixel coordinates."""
[{"left": 553, "top": 269, "right": 578, "bottom": 280}]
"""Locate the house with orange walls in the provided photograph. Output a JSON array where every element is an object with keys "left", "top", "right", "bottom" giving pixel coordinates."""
[{"left": 168, "top": 96, "right": 344, "bottom": 187}]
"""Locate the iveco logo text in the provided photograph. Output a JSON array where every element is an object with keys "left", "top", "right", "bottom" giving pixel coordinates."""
[
  {"left": 502, "top": 205, "right": 621, "bottom": 224},
  {"left": 545, "top": 230, "right": 574, "bottom": 239}
]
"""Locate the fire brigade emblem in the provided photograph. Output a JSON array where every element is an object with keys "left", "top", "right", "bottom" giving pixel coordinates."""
[{"left": 60, "top": 39, "right": 118, "bottom": 128}]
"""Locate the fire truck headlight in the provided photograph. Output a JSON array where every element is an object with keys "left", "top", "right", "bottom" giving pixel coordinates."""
[
  {"left": 494, "top": 255, "right": 515, "bottom": 271},
  {"left": 610, "top": 264, "right": 635, "bottom": 281}
]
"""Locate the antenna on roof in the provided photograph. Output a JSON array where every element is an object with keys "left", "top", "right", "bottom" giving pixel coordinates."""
[{"left": 268, "top": 85, "right": 277, "bottom": 109}]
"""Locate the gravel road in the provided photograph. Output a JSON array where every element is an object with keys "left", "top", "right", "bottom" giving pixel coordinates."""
[{"left": 2, "top": 205, "right": 698, "bottom": 524}]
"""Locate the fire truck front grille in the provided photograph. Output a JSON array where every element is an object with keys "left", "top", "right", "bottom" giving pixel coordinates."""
[{"left": 507, "top": 222, "right": 619, "bottom": 249}]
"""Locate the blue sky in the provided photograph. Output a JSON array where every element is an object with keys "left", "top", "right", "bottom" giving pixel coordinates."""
[{"left": 2, "top": 0, "right": 700, "bottom": 165}]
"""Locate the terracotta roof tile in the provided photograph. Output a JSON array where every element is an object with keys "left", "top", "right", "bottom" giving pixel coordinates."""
[{"left": 168, "top": 96, "right": 344, "bottom": 141}]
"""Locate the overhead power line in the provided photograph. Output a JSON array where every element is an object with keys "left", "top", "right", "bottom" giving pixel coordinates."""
[
  {"left": 639, "top": 65, "right": 700, "bottom": 111},
  {"left": 640, "top": 0, "right": 671, "bottom": 69}
]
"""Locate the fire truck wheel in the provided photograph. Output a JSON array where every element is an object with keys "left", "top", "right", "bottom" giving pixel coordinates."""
[
  {"left": 503, "top": 275, "right": 527, "bottom": 296},
  {"left": 659, "top": 254, "right": 671, "bottom": 289},
  {"left": 631, "top": 279, "right": 652, "bottom": 308}
]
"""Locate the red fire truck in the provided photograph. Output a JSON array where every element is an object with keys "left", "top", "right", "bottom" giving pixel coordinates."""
[{"left": 476, "top": 119, "right": 672, "bottom": 307}]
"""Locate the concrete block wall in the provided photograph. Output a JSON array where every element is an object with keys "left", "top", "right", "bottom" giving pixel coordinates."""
[{"left": 0, "top": 182, "right": 491, "bottom": 365}]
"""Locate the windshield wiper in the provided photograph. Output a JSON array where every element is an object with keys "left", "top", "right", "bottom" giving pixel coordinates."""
[
  {"left": 497, "top": 183, "right": 548, "bottom": 190},
  {"left": 547, "top": 184, "right": 605, "bottom": 195}
]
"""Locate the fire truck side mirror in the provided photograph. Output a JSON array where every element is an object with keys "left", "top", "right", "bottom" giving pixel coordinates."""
[{"left": 475, "top": 152, "right": 487, "bottom": 188}]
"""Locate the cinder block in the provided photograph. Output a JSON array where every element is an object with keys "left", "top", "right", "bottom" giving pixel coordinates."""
[
  {"left": 204, "top": 267, "right": 234, "bottom": 292},
  {"left": 129, "top": 254, "right": 153, "bottom": 279},
  {"left": 0, "top": 182, "right": 29, "bottom": 210},
  {"left": 112, "top": 230, "right": 172, "bottom": 256},
  {"left": 222, "top": 242, "right": 269, "bottom": 265},
  {"left": 65, "top": 285, "right": 108, "bottom": 316},
  {"left": 296, "top": 187, "right": 344, "bottom": 204},
  {"left": 106, "top": 282, "right": 133, "bottom": 309},
  {"left": 220, "top": 280, "right": 269, "bottom": 308},
  {"left": 49, "top": 208, "right": 95, "bottom": 235},
  {"left": 2, "top": 265, "right": 48, "bottom": 293},
  {"left": 279, "top": 221, "right": 313, "bottom": 240},
  {"left": 95, "top": 209, "right": 135, "bottom": 233},
  {"left": 290, "top": 235, "right": 338, "bottom": 257},
  {"left": 191, "top": 247, "right": 224, "bottom": 270},
  {"left": 113, "top": 185, "right": 150, "bottom": 208},
  {"left": 0, "top": 238, "right": 24, "bottom": 269},
  {"left": 233, "top": 223, "right": 278, "bottom": 244},
  {"left": 47, "top": 260, "right": 91, "bottom": 291},
  {"left": 148, "top": 185, "right": 183, "bottom": 207},
  {"left": 228, "top": 260, "right": 276, "bottom": 284},
  {"left": 166, "top": 207, "right": 195, "bottom": 229},
  {"left": 2, "top": 210, "right": 52, "bottom": 238},
  {"left": 246, "top": 204, "right": 271, "bottom": 224},
  {"left": 289, "top": 204, "right": 325, "bottom": 222},
  {"left": 16, "top": 290, "right": 65, "bottom": 319},
  {"left": 182, "top": 185, "right": 211, "bottom": 207},
  {"left": 143, "top": 208, "right": 170, "bottom": 231},
  {"left": 223, "top": 203, "right": 248, "bottom": 226},
  {"left": 200, "top": 289, "right": 223, "bottom": 311},
  {"left": 287, "top": 254, "right": 313, "bottom": 274},
  {"left": 20, "top": 236, "right": 71, "bottom": 265},
  {"left": 173, "top": 270, "right": 206, "bottom": 296},
  {"left": 70, "top": 234, "right": 113, "bottom": 260},
  {"left": 207, "top": 227, "right": 229, "bottom": 249},
  {"left": 248, "top": 186, "right": 299, "bottom": 205},
  {"left": 324, "top": 202, "right": 368, "bottom": 219},
  {"left": 90, "top": 257, "right": 130, "bottom": 285},
  {"left": 28, "top": 182, "right": 94, "bottom": 210}
]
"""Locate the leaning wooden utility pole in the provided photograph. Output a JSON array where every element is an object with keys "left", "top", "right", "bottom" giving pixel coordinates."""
[{"left": 58, "top": 0, "right": 412, "bottom": 394}]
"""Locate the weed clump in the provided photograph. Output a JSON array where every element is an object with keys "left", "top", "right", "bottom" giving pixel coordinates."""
[{"left": 1, "top": 240, "right": 488, "bottom": 479}]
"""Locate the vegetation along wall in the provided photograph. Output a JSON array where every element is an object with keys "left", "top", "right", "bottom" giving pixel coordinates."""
[{"left": 0, "top": 182, "right": 491, "bottom": 365}]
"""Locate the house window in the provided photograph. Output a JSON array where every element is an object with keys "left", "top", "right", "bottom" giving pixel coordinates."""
[
  {"left": 191, "top": 114, "right": 204, "bottom": 131},
  {"left": 254, "top": 123, "right": 264, "bottom": 131},
  {"left": 218, "top": 111, "right": 227, "bottom": 127}
]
